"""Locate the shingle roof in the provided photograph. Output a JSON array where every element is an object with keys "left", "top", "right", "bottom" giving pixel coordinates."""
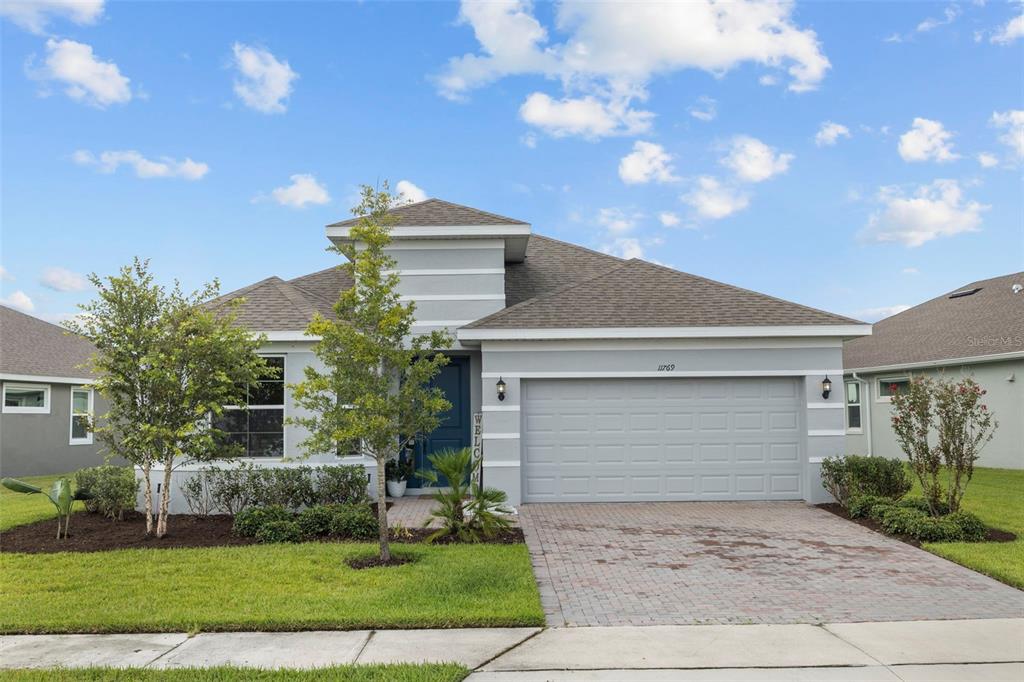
[
  {"left": 844, "top": 272, "right": 1024, "bottom": 370},
  {"left": 466, "top": 259, "right": 862, "bottom": 329},
  {"left": 0, "top": 305, "right": 96, "bottom": 379},
  {"left": 504, "top": 234, "right": 623, "bottom": 306},
  {"left": 205, "top": 276, "right": 338, "bottom": 332},
  {"left": 328, "top": 198, "right": 528, "bottom": 228}
]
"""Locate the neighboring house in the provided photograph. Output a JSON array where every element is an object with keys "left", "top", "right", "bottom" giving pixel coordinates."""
[
  {"left": 844, "top": 273, "right": 1024, "bottom": 470},
  {"left": 0, "top": 306, "right": 107, "bottom": 477},
  {"left": 146, "top": 198, "right": 869, "bottom": 512}
]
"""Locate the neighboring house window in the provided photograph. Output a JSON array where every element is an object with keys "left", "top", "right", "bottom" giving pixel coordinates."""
[
  {"left": 845, "top": 381, "right": 862, "bottom": 432},
  {"left": 213, "top": 356, "right": 285, "bottom": 458},
  {"left": 2, "top": 383, "right": 51, "bottom": 414},
  {"left": 70, "top": 387, "right": 94, "bottom": 445},
  {"left": 877, "top": 377, "right": 909, "bottom": 402}
]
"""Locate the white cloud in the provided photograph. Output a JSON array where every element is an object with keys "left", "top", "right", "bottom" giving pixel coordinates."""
[
  {"left": 30, "top": 38, "right": 131, "bottom": 108},
  {"left": 720, "top": 135, "right": 793, "bottom": 183},
  {"left": 519, "top": 92, "right": 652, "bottom": 139},
  {"left": 618, "top": 141, "right": 677, "bottom": 185},
  {"left": 231, "top": 43, "right": 298, "bottom": 114},
  {"left": 0, "top": 265, "right": 13, "bottom": 281},
  {"left": 902, "top": 267, "right": 919, "bottom": 275},
  {"left": 916, "top": 5, "right": 961, "bottom": 33},
  {"left": 601, "top": 237, "right": 645, "bottom": 260},
  {"left": 991, "top": 109, "right": 1024, "bottom": 159},
  {"left": 815, "top": 121, "right": 851, "bottom": 147},
  {"left": 72, "top": 149, "right": 209, "bottom": 180},
  {"left": 658, "top": 211, "right": 680, "bottom": 227},
  {"left": 596, "top": 207, "right": 640, "bottom": 234},
  {"left": 682, "top": 176, "right": 750, "bottom": 220},
  {"left": 861, "top": 179, "right": 988, "bottom": 247},
  {"left": 520, "top": 131, "right": 538, "bottom": 148},
  {"left": 977, "top": 152, "right": 999, "bottom": 168},
  {"left": 688, "top": 95, "right": 716, "bottom": 122},
  {"left": 269, "top": 174, "right": 330, "bottom": 208},
  {"left": 0, "top": 0, "right": 104, "bottom": 35},
  {"left": 855, "top": 305, "right": 912, "bottom": 322},
  {"left": 991, "top": 12, "right": 1024, "bottom": 44},
  {"left": 396, "top": 180, "right": 428, "bottom": 203},
  {"left": 897, "top": 118, "right": 959, "bottom": 162},
  {"left": 1, "top": 290, "right": 34, "bottom": 313},
  {"left": 439, "top": 1, "right": 828, "bottom": 139},
  {"left": 40, "top": 266, "right": 87, "bottom": 292}
]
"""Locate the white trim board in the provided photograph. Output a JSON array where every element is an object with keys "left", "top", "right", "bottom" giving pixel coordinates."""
[
  {"left": 412, "top": 320, "right": 479, "bottom": 328},
  {"left": 806, "top": 403, "right": 844, "bottom": 409},
  {"left": 384, "top": 268, "right": 504, "bottom": 276},
  {"left": 482, "top": 370, "right": 844, "bottom": 379},
  {"left": 400, "top": 294, "right": 505, "bottom": 302},
  {"left": 257, "top": 332, "right": 320, "bottom": 342},
  {"left": 482, "top": 460, "right": 520, "bottom": 468},
  {"left": 482, "top": 405, "right": 520, "bottom": 412},
  {"left": 460, "top": 324, "right": 871, "bottom": 341},
  {"left": 845, "top": 350, "right": 1024, "bottom": 375},
  {"left": 482, "top": 432, "right": 520, "bottom": 440},
  {"left": 808, "top": 429, "right": 845, "bottom": 437},
  {"left": 482, "top": 338, "right": 844, "bottom": 351},
  {"left": 1, "top": 373, "right": 93, "bottom": 385}
]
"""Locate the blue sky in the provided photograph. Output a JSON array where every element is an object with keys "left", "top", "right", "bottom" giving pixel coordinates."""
[{"left": 1, "top": 0, "right": 1022, "bottom": 325}]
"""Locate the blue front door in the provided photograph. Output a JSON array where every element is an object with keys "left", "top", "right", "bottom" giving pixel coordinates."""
[{"left": 410, "top": 355, "right": 471, "bottom": 487}]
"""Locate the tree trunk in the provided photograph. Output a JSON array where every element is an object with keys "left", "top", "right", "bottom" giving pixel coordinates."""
[
  {"left": 376, "top": 456, "right": 391, "bottom": 562},
  {"left": 156, "top": 458, "right": 174, "bottom": 538},
  {"left": 143, "top": 461, "right": 154, "bottom": 536}
]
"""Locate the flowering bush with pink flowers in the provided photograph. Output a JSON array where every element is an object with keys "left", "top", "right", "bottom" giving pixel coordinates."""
[{"left": 891, "top": 376, "right": 997, "bottom": 516}]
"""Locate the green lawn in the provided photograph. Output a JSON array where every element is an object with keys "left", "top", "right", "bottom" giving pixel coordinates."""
[
  {"left": 0, "top": 664, "right": 468, "bottom": 682},
  {"left": 0, "top": 473, "right": 85, "bottom": 531},
  {"left": 910, "top": 466, "right": 1024, "bottom": 589}
]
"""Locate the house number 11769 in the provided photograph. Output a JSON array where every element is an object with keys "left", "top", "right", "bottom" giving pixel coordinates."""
[{"left": 657, "top": 364, "right": 676, "bottom": 371}]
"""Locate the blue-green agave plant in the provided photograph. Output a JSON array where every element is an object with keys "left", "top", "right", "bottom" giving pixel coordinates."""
[{"left": 2, "top": 477, "right": 92, "bottom": 539}]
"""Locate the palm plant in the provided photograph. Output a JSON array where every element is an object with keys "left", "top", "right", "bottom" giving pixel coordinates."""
[
  {"left": 2, "top": 477, "right": 93, "bottom": 539},
  {"left": 418, "top": 447, "right": 512, "bottom": 543}
]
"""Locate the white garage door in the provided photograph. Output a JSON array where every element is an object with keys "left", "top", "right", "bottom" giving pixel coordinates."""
[{"left": 522, "top": 377, "right": 803, "bottom": 502}]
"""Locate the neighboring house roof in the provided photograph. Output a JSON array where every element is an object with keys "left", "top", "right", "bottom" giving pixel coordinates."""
[
  {"left": 205, "top": 275, "right": 338, "bottom": 332},
  {"left": 327, "top": 198, "right": 528, "bottom": 227},
  {"left": 844, "top": 272, "right": 1024, "bottom": 371},
  {"left": 466, "top": 259, "right": 861, "bottom": 329},
  {"left": 0, "top": 305, "right": 96, "bottom": 380}
]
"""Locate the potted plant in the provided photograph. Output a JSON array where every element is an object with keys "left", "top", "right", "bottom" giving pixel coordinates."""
[{"left": 385, "top": 451, "right": 415, "bottom": 498}]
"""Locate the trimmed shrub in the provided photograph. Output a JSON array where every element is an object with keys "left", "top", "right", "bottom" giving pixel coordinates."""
[
  {"left": 879, "top": 506, "right": 926, "bottom": 535},
  {"left": 254, "top": 467, "right": 316, "bottom": 510},
  {"left": 909, "top": 515, "right": 963, "bottom": 542},
  {"left": 255, "top": 520, "right": 302, "bottom": 544},
  {"left": 947, "top": 511, "right": 987, "bottom": 542},
  {"left": 179, "top": 473, "right": 214, "bottom": 517},
  {"left": 329, "top": 504, "right": 378, "bottom": 540},
  {"left": 232, "top": 505, "right": 292, "bottom": 537},
  {"left": 847, "top": 494, "right": 888, "bottom": 519},
  {"left": 297, "top": 505, "right": 336, "bottom": 539},
  {"left": 207, "top": 463, "right": 261, "bottom": 515},
  {"left": 74, "top": 466, "right": 138, "bottom": 520},
  {"left": 822, "top": 455, "right": 911, "bottom": 507},
  {"left": 316, "top": 466, "right": 369, "bottom": 505},
  {"left": 898, "top": 497, "right": 950, "bottom": 516}
]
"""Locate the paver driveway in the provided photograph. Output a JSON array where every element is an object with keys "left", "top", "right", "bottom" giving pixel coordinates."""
[{"left": 519, "top": 502, "right": 1024, "bottom": 627}]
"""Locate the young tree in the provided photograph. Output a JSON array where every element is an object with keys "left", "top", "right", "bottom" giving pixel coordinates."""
[
  {"left": 290, "top": 183, "right": 452, "bottom": 562},
  {"left": 68, "top": 259, "right": 270, "bottom": 537}
]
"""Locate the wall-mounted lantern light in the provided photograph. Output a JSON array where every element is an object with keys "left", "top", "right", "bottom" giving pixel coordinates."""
[
  {"left": 821, "top": 376, "right": 833, "bottom": 400},
  {"left": 496, "top": 377, "right": 507, "bottom": 401}
]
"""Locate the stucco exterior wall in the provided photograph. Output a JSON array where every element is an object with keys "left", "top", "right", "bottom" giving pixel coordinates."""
[
  {"left": 845, "top": 359, "right": 1024, "bottom": 469},
  {"left": 476, "top": 338, "right": 847, "bottom": 506},
  {"left": 0, "top": 382, "right": 114, "bottom": 477}
]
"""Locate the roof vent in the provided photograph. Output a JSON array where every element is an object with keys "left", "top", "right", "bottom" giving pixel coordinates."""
[
  {"left": 948, "top": 287, "right": 982, "bottom": 299},
  {"left": 1013, "top": 284, "right": 1023, "bottom": 294}
]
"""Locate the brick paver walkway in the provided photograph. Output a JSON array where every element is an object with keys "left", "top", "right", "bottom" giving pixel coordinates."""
[{"left": 519, "top": 502, "right": 1024, "bottom": 627}]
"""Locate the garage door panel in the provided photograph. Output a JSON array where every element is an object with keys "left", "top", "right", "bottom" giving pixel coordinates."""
[{"left": 522, "top": 377, "right": 803, "bottom": 502}]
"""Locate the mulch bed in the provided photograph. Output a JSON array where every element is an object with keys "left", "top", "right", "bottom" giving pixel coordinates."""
[
  {"left": 817, "top": 503, "right": 1016, "bottom": 548},
  {"left": 345, "top": 554, "right": 417, "bottom": 569},
  {"left": 393, "top": 527, "right": 525, "bottom": 545},
  {"left": 2, "top": 511, "right": 524, "bottom": 554}
]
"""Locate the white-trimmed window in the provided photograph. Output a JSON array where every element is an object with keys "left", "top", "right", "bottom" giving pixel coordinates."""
[
  {"left": 845, "top": 381, "right": 862, "bottom": 433},
  {"left": 212, "top": 356, "right": 285, "bottom": 458},
  {"left": 876, "top": 376, "right": 909, "bottom": 402},
  {"left": 2, "top": 383, "right": 51, "bottom": 414},
  {"left": 70, "top": 387, "right": 94, "bottom": 445}
]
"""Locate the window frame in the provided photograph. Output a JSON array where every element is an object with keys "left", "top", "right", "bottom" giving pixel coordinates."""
[
  {"left": 875, "top": 376, "right": 910, "bottom": 403},
  {"left": 2, "top": 382, "right": 51, "bottom": 414},
  {"left": 218, "top": 354, "right": 286, "bottom": 459},
  {"left": 69, "top": 386, "right": 94, "bottom": 445},
  {"left": 844, "top": 380, "right": 863, "bottom": 434}
]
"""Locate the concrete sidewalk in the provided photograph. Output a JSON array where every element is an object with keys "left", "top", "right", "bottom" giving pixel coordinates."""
[{"left": 1, "top": 618, "right": 1021, "bottom": 680}]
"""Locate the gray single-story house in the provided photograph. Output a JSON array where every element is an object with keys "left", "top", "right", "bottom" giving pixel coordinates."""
[
  {"left": 149, "top": 198, "right": 870, "bottom": 511},
  {"left": 0, "top": 305, "right": 107, "bottom": 477},
  {"left": 844, "top": 272, "right": 1024, "bottom": 469}
]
